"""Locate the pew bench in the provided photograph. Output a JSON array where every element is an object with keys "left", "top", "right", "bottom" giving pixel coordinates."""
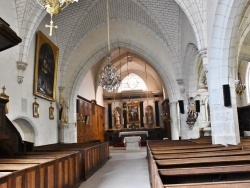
[
  {"left": 0, "top": 163, "right": 40, "bottom": 188},
  {"left": 0, "top": 151, "right": 80, "bottom": 187},
  {"left": 156, "top": 155, "right": 250, "bottom": 168},
  {"left": 151, "top": 145, "right": 242, "bottom": 155},
  {"left": 163, "top": 180, "right": 250, "bottom": 188},
  {"left": 34, "top": 142, "right": 109, "bottom": 180},
  {"left": 147, "top": 139, "right": 250, "bottom": 188},
  {"left": 154, "top": 149, "right": 250, "bottom": 160}
]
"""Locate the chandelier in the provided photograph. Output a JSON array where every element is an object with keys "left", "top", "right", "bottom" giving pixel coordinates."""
[
  {"left": 235, "top": 79, "right": 246, "bottom": 96},
  {"left": 98, "top": 0, "right": 121, "bottom": 92},
  {"left": 37, "top": 0, "right": 78, "bottom": 36}
]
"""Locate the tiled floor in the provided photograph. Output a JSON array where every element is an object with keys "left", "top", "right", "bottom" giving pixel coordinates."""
[{"left": 79, "top": 147, "right": 151, "bottom": 188}]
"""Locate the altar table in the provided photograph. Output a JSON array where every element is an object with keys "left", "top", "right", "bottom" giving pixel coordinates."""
[
  {"left": 123, "top": 136, "right": 141, "bottom": 150},
  {"left": 119, "top": 131, "right": 148, "bottom": 137}
]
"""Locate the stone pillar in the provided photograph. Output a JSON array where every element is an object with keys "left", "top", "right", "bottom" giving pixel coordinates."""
[
  {"left": 59, "top": 123, "right": 77, "bottom": 143},
  {"left": 58, "top": 86, "right": 77, "bottom": 143},
  {"left": 169, "top": 101, "right": 179, "bottom": 140},
  {"left": 201, "top": 48, "right": 240, "bottom": 145}
]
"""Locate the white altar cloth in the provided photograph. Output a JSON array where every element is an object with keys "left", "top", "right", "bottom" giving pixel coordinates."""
[
  {"left": 123, "top": 136, "right": 141, "bottom": 150},
  {"left": 119, "top": 131, "right": 148, "bottom": 137}
]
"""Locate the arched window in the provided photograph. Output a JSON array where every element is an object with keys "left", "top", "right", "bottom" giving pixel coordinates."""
[{"left": 118, "top": 73, "right": 147, "bottom": 92}]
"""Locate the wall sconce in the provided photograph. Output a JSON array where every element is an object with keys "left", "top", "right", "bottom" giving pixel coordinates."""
[{"left": 16, "top": 61, "right": 28, "bottom": 84}]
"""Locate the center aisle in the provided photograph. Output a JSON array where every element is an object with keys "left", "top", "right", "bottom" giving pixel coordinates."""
[{"left": 79, "top": 147, "right": 151, "bottom": 188}]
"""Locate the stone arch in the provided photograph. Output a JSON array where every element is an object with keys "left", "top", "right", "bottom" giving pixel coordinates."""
[
  {"left": 174, "top": 0, "right": 205, "bottom": 50},
  {"left": 12, "top": 116, "right": 38, "bottom": 145},
  {"left": 64, "top": 40, "right": 178, "bottom": 124}
]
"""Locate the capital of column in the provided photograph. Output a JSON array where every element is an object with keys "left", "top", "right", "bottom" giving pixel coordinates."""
[
  {"left": 16, "top": 61, "right": 28, "bottom": 70},
  {"left": 16, "top": 61, "right": 28, "bottom": 84},
  {"left": 169, "top": 101, "right": 178, "bottom": 106}
]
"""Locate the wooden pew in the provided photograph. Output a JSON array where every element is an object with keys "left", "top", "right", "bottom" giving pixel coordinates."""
[
  {"left": 0, "top": 163, "right": 39, "bottom": 188},
  {"left": 156, "top": 155, "right": 250, "bottom": 168},
  {"left": 151, "top": 145, "right": 242, "bottom": 155},
  {"left": 0, "top": 150, "right": 82, "bottom": 188},
  {"left": 150, "top": 144, "right": 223, "bottom": 151},
  {"left": 159, "top": 165, "right": 250, "bottom": 187},
  {"left": 154, "top": 149, "right": 250, "bottom": 160},
  {"left": 163, "top": 180, "right": 250, "bottom": 188},
  {"left": 34, "top": 142, "right": 109, "bottom": 180},
  {"left": 147, "top": 139, "right": 250, "bottom": 188}
]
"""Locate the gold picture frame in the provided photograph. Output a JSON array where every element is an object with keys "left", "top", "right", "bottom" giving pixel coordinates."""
[
  {"left": 34, "top": 31, "right": 59, "bottom": 101},
  {"left": 49, "top": 102, "right": 54, "bottom": 120},
  {"left": 127, "top": 102, "right": 140, "bottom": 124},
  {"left": 33, "top": 98, "right": 39, "bottom": 118}
]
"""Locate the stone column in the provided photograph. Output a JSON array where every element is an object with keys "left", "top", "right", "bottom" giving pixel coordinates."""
[
  {"left": 169, "top": 101, "right": 179, "bottom": 140},
  {"left": 58, "top": 86, "right": 77, "bottom": 143},
  {"left": 201, "top": 48, "right": 240, "bottom": 145}
]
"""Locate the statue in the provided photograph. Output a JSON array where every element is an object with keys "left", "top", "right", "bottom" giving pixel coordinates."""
[
  {"left": 114, "top": 110, "right": 120, "bottom": 125},
  {"left": 146, "top": 109, "right": 153, "bottom": 124},
  {"left": 186, "top": 97, "right": 198, "bottom": 129},
  {"left": 58, "top": 97, "right": 69, "bottom": 124}
]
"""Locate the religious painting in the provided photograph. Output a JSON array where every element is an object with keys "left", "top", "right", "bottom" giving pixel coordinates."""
[
  {"left": 34, "top": 31, "right": 59, "bottom": 101},
  {"left": 49, "top": 103, "right": 54, "bottom": 120},
  {"left": 33, "top": 101, "right": 39, "bottom": 118},
  {"left": 127, "top": 102, "right": 140, "bottom": 124}
]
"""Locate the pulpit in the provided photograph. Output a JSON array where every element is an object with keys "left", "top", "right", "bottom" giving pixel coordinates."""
[{"left": 123, "top": 136, "right": 141, "bottom": 150}]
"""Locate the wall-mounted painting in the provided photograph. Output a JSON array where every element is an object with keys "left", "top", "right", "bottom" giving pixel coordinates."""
[
  {"left": 127, "top": 102, "right": 140, "bottom": 124},
  {"left": 34, "top": 31, "right": 59, "bottom": 101},
  {"left": 49, "top": 102, "right": 54, "bottom": 120},
  {"left": 33, "top": 98, "right": 39, "bottom": 118}
]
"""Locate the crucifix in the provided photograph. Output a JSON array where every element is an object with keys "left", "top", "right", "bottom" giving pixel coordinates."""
[{"left": 45, "top": 16, "right": 58, "bottom": 36}]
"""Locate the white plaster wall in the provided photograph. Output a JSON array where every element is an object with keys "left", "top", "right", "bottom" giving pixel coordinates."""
[
  {"left": 0, "top": 2, "right": 59, "bottom": 146},
  {"left": 78, "top": 70, "right": 96, "bottom": 101},
  {"left": 96, "top": 86, "right": 104, "bottom": 106}
]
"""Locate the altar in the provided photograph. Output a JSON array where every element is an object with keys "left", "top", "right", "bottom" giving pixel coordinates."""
[
  {"left": 118, "top": 131, "right": 148, "bottom": 137},
  {"left": 123, "top": 136, "right": 141, "bottom": 150},
  {"left": 105, "top": 128, "right": 163, "bottom": 146}
]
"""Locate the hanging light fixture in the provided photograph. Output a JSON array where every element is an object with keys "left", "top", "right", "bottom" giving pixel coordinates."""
[
  {"left": 235, "top": 79, "right": 246, "bottom": 96},
  {"left": 235, "top": 64, "right": 246, "bottom": 97},
  {"left": 98, "top": 0, "right": 121, "bottom": 92},
  {"left": 37, "top": 0, "right": 78, "bottom": 36}
]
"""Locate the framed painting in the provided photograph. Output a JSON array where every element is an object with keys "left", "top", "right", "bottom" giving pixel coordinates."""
[
  {"left": 49, "top": 104, "right": 54, "bottom": 120},
  {"left": 34, "top": 31, "right": 59, "bottom": 101},
  {"left": 33, "top": 101, "right": 39, "bottom": 118},
  {"left": 127, "top": 102, "right": 140, "bottom": 124}
]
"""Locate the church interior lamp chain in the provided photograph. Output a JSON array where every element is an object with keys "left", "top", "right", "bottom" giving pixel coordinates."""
[{"left": 37, "top": 0, "right": 78, "bottom": 36}]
